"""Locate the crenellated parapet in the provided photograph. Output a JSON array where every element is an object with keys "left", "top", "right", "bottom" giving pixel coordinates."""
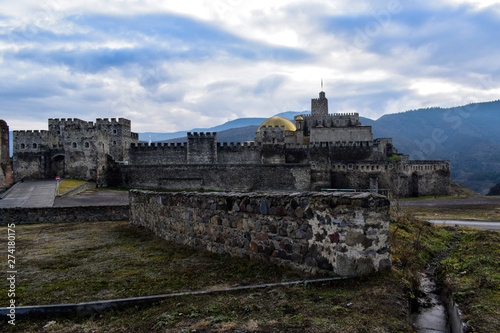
[
  {"left": 187, "top": 132, "right": 217, "bottom": 138},
  {"left": 48, "top": 118, "right": 95, "bottom": 130},
  {"left": 12, "top": 130, "right": 58, "bottom": 153},
  {"left": 131, "top": 142, "right": 186, "bottom": 150},
  {"left": 96, "top": 117, "right": 131, "bottom": 126},
  {"left": 217, "top": 141, "right": 260, "bottom": 151},
  {"left": 310, "top": 140, "right": 373, "bottom": 148}
]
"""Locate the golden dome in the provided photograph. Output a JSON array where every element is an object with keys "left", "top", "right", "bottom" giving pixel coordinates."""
[
  {"left": 257, "top": 116, "right": 297, "bottom": 133},
  {"left": 296, "top": 116, "right": 304, "bottom": 121}
]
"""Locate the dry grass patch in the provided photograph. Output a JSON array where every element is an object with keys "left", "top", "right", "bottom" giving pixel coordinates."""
[{"left": 0, "top": 221, "right": 411, "bottom": 332}]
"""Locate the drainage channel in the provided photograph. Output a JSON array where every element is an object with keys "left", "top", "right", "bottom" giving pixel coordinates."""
[
  {"left": 411, "top": 271, "right": 464, "bottom": 333},
  {"left": 0, "top": 277, "right": 349, "bottom": 319},
  {"left": 411, "top": 272, "right": 450, "bottom": 332}
]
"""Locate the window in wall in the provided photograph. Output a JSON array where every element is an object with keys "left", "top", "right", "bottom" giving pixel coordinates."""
[
  {"left": 113, "top": 129, "right": 117, "bottom": 134},
  {"left": 32, "top": 143, "right": 37, "bottom": 149},
  {"left": 113, "top": 141, "right": 117, "bottom": 145},
  {"left": 20, "top": 143, "right": 25, "bottom": 149},
  {"left": 72, "top": 142, "right": 77, "bottom": 148},
  {"left": 85, "top": 142, "right": 90, "bottom": 148}
]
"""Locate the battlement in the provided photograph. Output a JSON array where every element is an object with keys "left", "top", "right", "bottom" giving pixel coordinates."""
[
  {"left": 187, "top": 132, "right": 217, "bottom": 138},
  {"left": 298, "top": 113, "right": 359, "bottom": 119},
  {"left": 131, "top": 142, "right": 186, "bottom": 150},
  {"left": 216, "top": 142, "right": 261, "bottom": 151},
  {"left": 96, "top": 118, "right": 131, "bottom": 126},
  {"left": 49, "top": 118, "right": 93, "bottom": 126},
  {"left": 13, "top": 130, "right": 52, "bottom": 137},
  {"left": 310, "top": 141, "right": 372, "bottom": 148}
]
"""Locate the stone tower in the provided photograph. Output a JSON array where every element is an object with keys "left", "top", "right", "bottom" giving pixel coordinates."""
[
  {"left": 311, "top": 91, "right": 329, "bottom": 118},
  {"left": 0, "top": 120, "right": 13, "bottom": 190}
]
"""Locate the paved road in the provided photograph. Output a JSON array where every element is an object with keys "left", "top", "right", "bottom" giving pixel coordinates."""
[
  {"left": 53, "top": 189, "right": 129, "bottom": 207},
  {"left": 0, "top": 180, "right": 57, "bottom": 208},
  {"left": 427, "top": 219, "right": 500, "bottom": 231},
  {"left": 400, "top": 196, "right": 500, "bottom": 207}
]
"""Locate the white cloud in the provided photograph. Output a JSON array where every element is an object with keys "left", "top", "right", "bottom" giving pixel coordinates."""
[{"left": 1, "top": 0, "right": 500, "bottom": 135}]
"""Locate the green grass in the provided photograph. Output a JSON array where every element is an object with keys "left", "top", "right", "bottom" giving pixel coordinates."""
[
  {"left": 386, "top": 154, "right": 401, "bottom": 162},
  {"left": 399, "top": 194, "right": 469, "bottom": 201},
  {"left": 57, "top": 178, "right": 86, "bottom": 194},
  {"left": 390, "top": 214, "right": 500, "bottom": 332},
  {"left": 401, "top": 204, "right": 500, "bottom": 221}
]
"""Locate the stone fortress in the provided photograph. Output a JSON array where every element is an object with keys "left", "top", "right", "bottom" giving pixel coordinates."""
[{"left": 10, "top": 91, "right": 451, "bottom": 197}]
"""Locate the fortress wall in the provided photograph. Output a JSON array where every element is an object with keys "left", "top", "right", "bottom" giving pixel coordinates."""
[
  {"left": 311, "top": 126, "right": 373, "bottom": 143},
  {"left": 12, "top": 151, "right": 51, "bottom": 180},
  {"left": 0, "top": 205, "right": 129, "bottom": 225},
  {"left": 217, "top": 143, "right": 261, "bottom": 164},
  {"left": 402, "top": 161, "right": 451, "bottom": 196},
  {"left": 129, "top": 190, "right": 392, "bottom": 276},
  {"left": 129, "top": 143, "right": 187, "bottom": 165},
  {"left": 119, "top": 164, "right": 311, "bottom": 192},
  {"left": 329, "top": 161, "right": 451, "bottom": 197}
]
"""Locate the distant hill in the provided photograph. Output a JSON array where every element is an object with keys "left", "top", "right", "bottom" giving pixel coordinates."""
[
  {"left": 370, "top": 101, "right": 500, "bottom": 194},
  {"left": 137, "top": 100, "right": 500, "bottom": 194},
  {"left": 139, "top": 111, "right": 312, "bottom": 143}
]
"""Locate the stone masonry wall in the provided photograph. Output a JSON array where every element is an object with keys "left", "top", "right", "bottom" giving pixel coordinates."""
[
  {"left": 0, "top": 205, "right": 129, "bottom": 225},
  {"left": 119, "top": 164, "right": 312, "bottom": 192},
  {"left": 129, "top": 190, "right": 392, "bottom": 276}
]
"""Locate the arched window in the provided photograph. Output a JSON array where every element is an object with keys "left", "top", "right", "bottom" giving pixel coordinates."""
[
  {"left": 72, "top": 142, "right": 77, "bottom": 148},
  {"left": 32, "top": 143, "right": 37, "bottom": 149},
  {"left": 85, "top": 142, "right": 90, "bottom": 148},
  {"left": 20, "top": 143, "right": 25, "bottom": 149}
]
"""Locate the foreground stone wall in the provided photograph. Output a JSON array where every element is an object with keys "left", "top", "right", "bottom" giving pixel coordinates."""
[{"left": 130, "top": 190, "right": 391, "bottom": 276}]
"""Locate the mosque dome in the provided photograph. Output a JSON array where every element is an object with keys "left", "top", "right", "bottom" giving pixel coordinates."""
[{"left": 256, "top": 116, "right": 296, "bottom": 133}]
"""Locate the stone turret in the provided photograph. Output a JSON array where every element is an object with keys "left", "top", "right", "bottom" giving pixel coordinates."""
[
  {"left": 311, "top": 91, "right": 329, "bottom": 118},
  {"left": 187, "top": 132, "right": 217, "bottom": 164},
  {"left": 0, "top": 120, "right": 13, "bottom": 189}
]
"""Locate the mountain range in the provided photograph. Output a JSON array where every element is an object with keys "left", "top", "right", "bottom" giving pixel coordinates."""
[{"left": 138, "top": 101, "right": 500, "bottom": 194}]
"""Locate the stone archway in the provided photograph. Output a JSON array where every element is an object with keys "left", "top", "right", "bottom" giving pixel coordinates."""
[{"left": 50, "top": 155, "right": 65, "bottom": 178}]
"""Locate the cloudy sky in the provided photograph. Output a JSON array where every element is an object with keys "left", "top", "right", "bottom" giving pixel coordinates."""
[{"left": 1, "top": 0, "right": 500, "bottom": 133}]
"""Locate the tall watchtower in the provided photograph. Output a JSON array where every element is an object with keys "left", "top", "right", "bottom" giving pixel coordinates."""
[{"left": 311, "top": 91, "right": 329, "bottom": 118}]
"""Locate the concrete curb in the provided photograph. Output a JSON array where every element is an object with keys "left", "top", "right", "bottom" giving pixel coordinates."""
[
  {"left": 0, "top": 277, "right": 348, "bottom": 319},
  {"left": 0, "top": 182, "right": 20, "bottom": 199}
]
